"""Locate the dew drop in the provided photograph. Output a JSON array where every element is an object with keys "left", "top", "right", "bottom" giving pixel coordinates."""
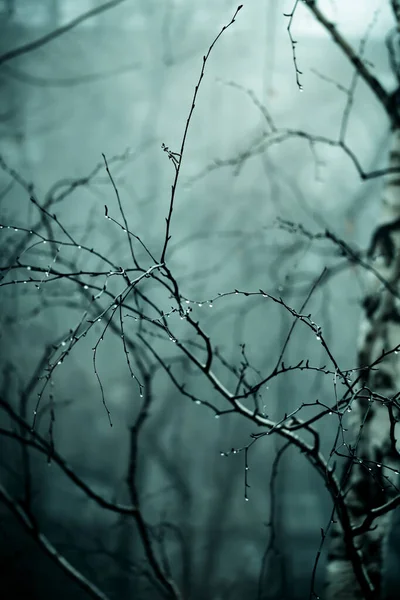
[
  {"left": 27, "top": 266, "right": 31, "bottom": 271},
  {"left": 83, "top": 285, "right": 89, "bottom": 290},
  {"left": 209, "top": 303, "right": 213, "bottom": 308}
]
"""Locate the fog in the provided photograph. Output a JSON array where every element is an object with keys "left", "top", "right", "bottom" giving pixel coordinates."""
[{"left": 0, "top": 1, "right": 397, "bottom": 599}]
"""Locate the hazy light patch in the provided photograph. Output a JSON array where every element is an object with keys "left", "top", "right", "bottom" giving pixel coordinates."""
[
  {"left": 13, "top": 3, "right": 49, "bottom": 27},
  {"left": 59, "top": 0, "right": 98, "bottom": 27}
]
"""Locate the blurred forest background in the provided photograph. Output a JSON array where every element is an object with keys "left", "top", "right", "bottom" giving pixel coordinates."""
[{"left": 0, "top": 1, "right": 399, "bottom": 599}]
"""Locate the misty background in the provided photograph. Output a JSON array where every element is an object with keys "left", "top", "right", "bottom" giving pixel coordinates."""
[{"left": 0, "top": 1, "right": 398, "bottom": 599}]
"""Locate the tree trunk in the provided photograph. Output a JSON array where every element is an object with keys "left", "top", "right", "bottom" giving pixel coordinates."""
[{"left": 325, "top": 127, "right": 400, "bottom": 599}]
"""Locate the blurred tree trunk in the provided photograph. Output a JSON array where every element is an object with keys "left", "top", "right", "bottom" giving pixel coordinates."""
[
  {"left": 322, "top": 2, "right": 400, "bottom": 597},
  {"left": 325, "top": 114, "right": 400, "bottom": 600}
]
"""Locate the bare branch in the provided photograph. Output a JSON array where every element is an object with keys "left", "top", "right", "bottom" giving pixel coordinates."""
[
  {"left": 303, "top": 0, "right": 397, "bottom": 124},
  {"left": 0, "top": 0, "right": 128, "bottom": 67},
  {"left": 0, "top": 482, "right": 111, "bottom": 600}
]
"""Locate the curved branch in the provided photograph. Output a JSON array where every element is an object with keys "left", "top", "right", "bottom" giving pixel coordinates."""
[
  {"left": 0, "top": 482, "right": 111, "bottom": 600},
  {"left": 0, "top": 0, "right": 128, "bottom": 67}
]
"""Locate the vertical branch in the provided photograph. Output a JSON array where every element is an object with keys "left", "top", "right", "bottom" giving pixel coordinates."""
[
  {"left": 102, "top": 153, "right": 139, "bottom": 269},
  {"left": 126, "top": 373, "right": 181, "bottom": 599},
  {"left": 160, "top": 5, "right": 243, "bottom": 263}
]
